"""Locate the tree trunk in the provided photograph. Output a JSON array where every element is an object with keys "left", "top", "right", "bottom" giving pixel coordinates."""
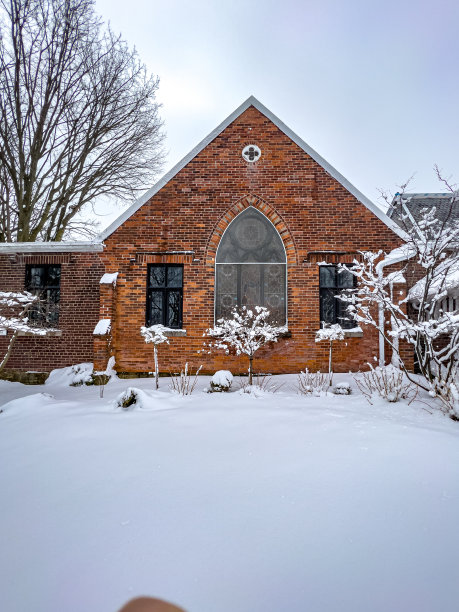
[
  {"left": 248, "top": 355, "right": 253, "bottom": 386},
  {"left": 154, "top": 345, "right": 159, "bottom": 390},
  {"left": 328, "top": 340, "right": 333, "bottom": 387},
  {"left": 0, "top": 330, "right": 19, "bottom": 373}
]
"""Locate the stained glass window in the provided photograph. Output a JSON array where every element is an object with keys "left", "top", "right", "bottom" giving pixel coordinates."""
[{"left": 216, "top": 208, "right": 287, "bottom": 324}]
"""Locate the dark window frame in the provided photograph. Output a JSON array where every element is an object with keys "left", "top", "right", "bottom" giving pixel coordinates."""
[
  {"left": 25, "top": 264, "right": 61, "bottom": 326},
  {"left": 146, "top": 264, "right": 183, "bottom": 329},
  {"left": 319, "top": 264, "right": 356, "bottom": 329}
]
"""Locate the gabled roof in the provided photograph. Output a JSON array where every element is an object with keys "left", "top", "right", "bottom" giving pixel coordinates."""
[
  {"left": 388, "top": 192, "right": 459, "bottom": 230},
  {"left": 99, "top": 96, "right": 405, "bottom": 241}
]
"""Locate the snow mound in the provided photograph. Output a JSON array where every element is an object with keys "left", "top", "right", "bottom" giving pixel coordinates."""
[
  {"left": 114, "top": 387, "right": 172, "bottom": 411},
  {"left": 0, "top": 392, "right": 55, "bottom": 414},
  {"left": 46, "top": 363, "right": 94, "bottom": 387},
  {"left": 210, "top": 370, "right": 233, "bottom": 392},
  {"left": 333, "top": 382, "right": 351, "bottom": 395}
]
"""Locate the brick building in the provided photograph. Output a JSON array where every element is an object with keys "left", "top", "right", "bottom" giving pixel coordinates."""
[{"left": 0, "top": 97, "right": 407, "bottom": 377}]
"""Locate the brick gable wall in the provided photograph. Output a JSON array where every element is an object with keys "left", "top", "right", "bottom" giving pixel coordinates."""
[
  {"left": 97, "top": 106, "right": 402, "bottom": 375},
  {"left": 0, "top": 106, "right": 405, "bottom": 376}
]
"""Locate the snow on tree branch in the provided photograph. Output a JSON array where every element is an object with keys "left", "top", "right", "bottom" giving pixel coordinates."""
[
  {"left": 339, "top": 201, "right": 459, "bottom": 419},
  {"left": 140, "top": 324, "right": 170, "bottom": 390},
  {"left": 205, "top": 306, "right": 287, "bottom": 385}
]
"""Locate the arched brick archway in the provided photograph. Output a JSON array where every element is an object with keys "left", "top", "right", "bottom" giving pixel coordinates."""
[{"left": 206, "top": 195, "right": 297, "bottom": 266}]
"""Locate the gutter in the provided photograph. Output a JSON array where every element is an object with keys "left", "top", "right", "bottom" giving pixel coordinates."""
[{"left": 0, "top": 241, "right": 104, "bottom": 253}]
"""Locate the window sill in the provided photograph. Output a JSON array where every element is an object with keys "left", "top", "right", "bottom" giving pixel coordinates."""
[
  {"left": 164, "top": 329, "right": 186, "bottom": 337},
  {"left": 343, "top": 328, "right": 363, "bottom": 338},
  {"left": 17, "top": 329, "right": 63, "bottom": 337},
  {"left": 315, "top": 327, "right": 363, "bottom": 338}
]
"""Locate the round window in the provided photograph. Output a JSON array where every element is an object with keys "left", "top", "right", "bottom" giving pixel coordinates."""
[{"left": 242, "top": 144, "right": 261, "bottom": 163}]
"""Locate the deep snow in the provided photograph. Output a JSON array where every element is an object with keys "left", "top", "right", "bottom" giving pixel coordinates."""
[{"left": 1, "top": 371, "right": 459, "bottom": 612}]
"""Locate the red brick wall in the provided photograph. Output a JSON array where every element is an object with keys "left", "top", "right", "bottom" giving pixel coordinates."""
[
  {"left": 0, "top": 252, "right": 103, "bottom": 372},
  {"left": 0, "top": 106, "right": 405, "bottom": 376},
  {"left": 98, "top": 105, "right": 402, "bottom": 375}
]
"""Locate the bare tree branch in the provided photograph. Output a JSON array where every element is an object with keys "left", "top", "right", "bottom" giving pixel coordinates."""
[{"left": 0, "top": 0, "right": 164, "bottom": 242}]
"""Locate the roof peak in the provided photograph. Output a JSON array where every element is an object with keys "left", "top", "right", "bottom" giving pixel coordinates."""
[{"left": 99, "top": 96, "right": 406, "bottom": 241}]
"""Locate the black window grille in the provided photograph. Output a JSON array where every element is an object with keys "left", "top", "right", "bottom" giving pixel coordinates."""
[
  {"left": 319, "top": 265, "right": 356, "bottom": 329},
  {"left": 25, "top": 264, "right": 61, "bottom": 325},
  {"left": 146, "top": 265, "right": 183, "bottom": 328}
]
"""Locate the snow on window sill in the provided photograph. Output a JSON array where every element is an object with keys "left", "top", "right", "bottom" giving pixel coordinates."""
[
  {"left": 314, "top": 327, "right": 363, "bottom": 338},
  {"left": 17, "top": 329, "right": 62, "bottom": 337}
]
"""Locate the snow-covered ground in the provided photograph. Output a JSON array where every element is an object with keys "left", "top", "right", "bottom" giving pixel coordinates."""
[{"left": 1, "top": 370, "right": 459, "bottom": 612}]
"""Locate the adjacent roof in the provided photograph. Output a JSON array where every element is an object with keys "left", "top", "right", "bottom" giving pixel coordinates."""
[
  {"left": 388, "top": 193, "right": 459, "bottom": 230},
  {"left": 99, "top": 95, "right": 405, "bottom": 241}
]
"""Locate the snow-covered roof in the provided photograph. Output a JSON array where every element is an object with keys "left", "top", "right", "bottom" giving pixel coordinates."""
[
  {"left": 0, "top": 241, "right": 103, "bottom": 253},
  {"left": 99, "top": 96, "right": 406, "bottom": 241},
  {"left": 388, "top": 193, "right": 459, "bottom": 230},
  {"left": 409, "top": 258, "right": 459, "bottom": 302}
]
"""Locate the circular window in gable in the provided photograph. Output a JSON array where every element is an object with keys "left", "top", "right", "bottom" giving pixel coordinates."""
[{"left": 242, "top": 144, "right": 261, "bottom": 163}]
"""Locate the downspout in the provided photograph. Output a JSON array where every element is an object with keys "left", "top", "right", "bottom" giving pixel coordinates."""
[
  {"left": 375, "top": 243, "right": 413, "bottom": 367},
  {"left": 374, "top": 196, "right": 418, "bottom": 367}
]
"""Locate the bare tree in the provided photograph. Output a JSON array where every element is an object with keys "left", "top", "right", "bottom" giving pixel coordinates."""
[{"left": 0, "top": 0, "right": 163, "bottom": 242}]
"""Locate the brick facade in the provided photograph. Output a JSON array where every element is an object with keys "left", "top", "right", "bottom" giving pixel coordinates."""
[
  {"left": 0, "top": 102, "right": 406, "bottom": 376},
  {"left": 0, "top": 251, "right": 103, "bottom": 372}
]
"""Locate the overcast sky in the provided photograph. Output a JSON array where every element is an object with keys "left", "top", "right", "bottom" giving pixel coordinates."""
[{"left": 94, "top": 0, "right": 459, "bottom": 231}]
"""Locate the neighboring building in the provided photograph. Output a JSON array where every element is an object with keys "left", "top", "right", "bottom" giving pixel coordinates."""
[
  {"left": 387, "top": 191, "right": 459, "bottom": 317},
  {"left": 388, "top": 192, "right": 459, "bottom": 230},
  {"left": 0, "top": 97, "right": 406, "bottom": 377}
]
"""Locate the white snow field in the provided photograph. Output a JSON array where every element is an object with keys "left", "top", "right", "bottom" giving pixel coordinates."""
[{"left": 1, "top": 370, "right": 459, "bottom": 612}]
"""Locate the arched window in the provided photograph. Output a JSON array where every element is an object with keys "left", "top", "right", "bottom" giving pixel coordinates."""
[{"left": 215, "top": 207, "right": 287, "bottom": 324}]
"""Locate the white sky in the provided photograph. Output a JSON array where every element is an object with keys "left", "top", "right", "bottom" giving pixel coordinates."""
[{"left": 93, "top": 0, "right": 459, "bottom": 231}]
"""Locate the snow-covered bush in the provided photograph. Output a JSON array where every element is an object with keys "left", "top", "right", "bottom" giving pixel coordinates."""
[
  {"left": 69, "top": 363, "right": 94, "bottom": 386},
  {"left": 429, "top": 369, "right": 459, "bottom": 420},
  {"left": 169, "top": 363, "right": 202, "bottom": 396},
  {"left": 205, "top": 306, "right": 287, "bottom": 385},
  {"left": 315, "top": 323, "right": 345, "bottom": 387},
  {"left": 115, "top": 387, "right": 149, "bottom": 410},
  {"left": 140, "top": 324, "right": 170, "bottom": 389},
  {"left": 333, "top": 382, "right": 352, "bottom": 395},
  {"left": 354, "top": 365, "right": 417, "bottom": 405},
  {"left": 339, "top": 185, "right": 459, "bottom": 418},
  {"left": 209, "top": 370, "right": 233, "bottom": 393},
  {"left": 297, "top": 369, "right": 328, "bottom": 396}
]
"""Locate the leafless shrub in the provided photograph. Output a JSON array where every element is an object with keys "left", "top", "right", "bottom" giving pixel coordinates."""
[
  {"left": 354, "top": 365, "right": 418, "bottom": 405},
  {"left": 297, "top": 369, "right": 328, "bottom": 396},
  {"left": 429, "top": 368, "right": 459, "bottom": 420},
  {"left": 169, "top": 363, "right": 202, "bottom": 396},
  {"left": 239, "top": 374, "right": 283, "bottom": 394}
]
